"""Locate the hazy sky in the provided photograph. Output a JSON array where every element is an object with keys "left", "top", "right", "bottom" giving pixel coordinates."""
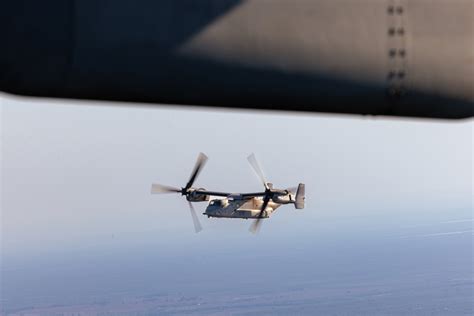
[{"left": 0, "top": 94, "right": 472, "bottom": 313}]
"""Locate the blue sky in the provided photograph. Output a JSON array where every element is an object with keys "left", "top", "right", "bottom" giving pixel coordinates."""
[{"left": 1, "top": 95, "right": 472, "bottom": 313}]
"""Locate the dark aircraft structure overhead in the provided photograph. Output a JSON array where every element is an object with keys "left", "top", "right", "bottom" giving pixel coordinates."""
[{"left": 1, "top": 0, "right": 473, "bottom": 119}]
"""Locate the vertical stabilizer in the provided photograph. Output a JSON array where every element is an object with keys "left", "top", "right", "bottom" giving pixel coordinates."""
[{"left": 295, "top": 183, "right": 305, "bottom": 209}]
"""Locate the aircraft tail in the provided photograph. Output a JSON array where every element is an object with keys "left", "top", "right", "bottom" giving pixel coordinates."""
[{"left": 294, "top": 183, "right": 305, "bottom": 209}]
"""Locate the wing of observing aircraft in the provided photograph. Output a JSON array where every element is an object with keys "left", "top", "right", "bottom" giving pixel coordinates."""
[{"left": 1, "top": 0, "right": 472, "bottom": 119}]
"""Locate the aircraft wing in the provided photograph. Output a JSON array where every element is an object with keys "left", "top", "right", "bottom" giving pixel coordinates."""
[
  {"left": 193, "top": 190, "right": 232, "bottom": 197},
  {"left": 239, "top": 192, "right": 267, "bottom": 198},
  {"left": 1, "top": 1, "right": 472, "bottom": 119},
  {"left": 194, "top": 191, "right": 267, "bottom": 199}
]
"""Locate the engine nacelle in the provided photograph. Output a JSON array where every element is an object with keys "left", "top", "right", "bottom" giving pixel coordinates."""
[{"left": 186, "top": 188, "right": 210, "bottom": 202}]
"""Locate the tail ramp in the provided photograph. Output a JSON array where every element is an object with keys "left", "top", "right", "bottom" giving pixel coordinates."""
[{"left": 295, "top": 183, "right": 305, "bottom": 209}]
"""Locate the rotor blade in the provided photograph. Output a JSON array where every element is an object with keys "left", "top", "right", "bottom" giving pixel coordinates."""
[
  {"left": 247, "top": 153, "right": 269, "bottom": 190},
  {"left": 151, "top": 183, "right": 181, "bottom": 194},
  {"left": 185, "top": 152, "right": 208, "bottom": 190},
  {"left": 188, "top": 201, "right": 203, "bottom": 233},
  {"left": 249, "top": 195, "right": 270, "bottom": 234}
]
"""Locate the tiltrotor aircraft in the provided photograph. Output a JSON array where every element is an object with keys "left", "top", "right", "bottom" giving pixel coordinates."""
[{"left": 151, "top": 153, "right": 305, "bottom": 233}]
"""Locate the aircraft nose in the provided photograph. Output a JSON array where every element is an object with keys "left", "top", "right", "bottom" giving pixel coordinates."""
[
  {"left": 203, "top": 208, "right": 214, "bottom": 216},
  {"left": 204, "top": 209, "right": 215, "bottom": 218}
]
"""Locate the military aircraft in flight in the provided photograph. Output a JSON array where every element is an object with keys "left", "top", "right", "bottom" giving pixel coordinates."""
[{"left": 151, "top": 153, "right": 305, "bottom": 233}]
